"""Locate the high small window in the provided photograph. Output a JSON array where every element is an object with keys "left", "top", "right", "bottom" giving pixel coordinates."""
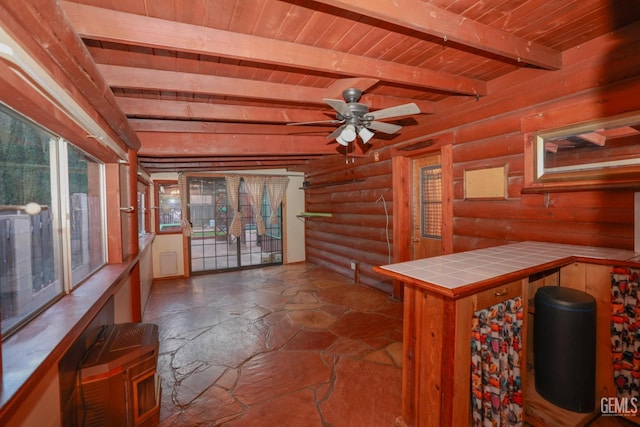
[{"left": 155, "top": 181, "right": 181, "bottom": 234}]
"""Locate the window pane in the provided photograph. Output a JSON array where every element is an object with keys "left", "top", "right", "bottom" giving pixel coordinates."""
[
  {"left": 421, "top": 165, "right": 442, "bottom": 238},
  {"left": 138, "top": 191, "right": 145, "bottom": 235},
  {"left": 68, "top": 145, "right": 104, "bottom": 286},
  {"left": 0, "top": 106, "right": 63, "bottom": 334},
  {"left": 157, "top": 182, "right": 181, "bottom": 233}
]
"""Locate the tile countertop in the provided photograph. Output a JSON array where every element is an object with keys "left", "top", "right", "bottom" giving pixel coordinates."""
[{"left": 378, "top": 241, "right": 638, "bottom": 292}]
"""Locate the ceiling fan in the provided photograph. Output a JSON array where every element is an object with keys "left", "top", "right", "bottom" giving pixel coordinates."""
[{"left": 288, "top": 88, "right": 421, "bottom": 146}]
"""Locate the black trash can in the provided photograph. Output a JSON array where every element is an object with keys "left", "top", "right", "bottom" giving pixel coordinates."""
[{"left": 534, "top": 286, "right": 596, "bottom": 412}]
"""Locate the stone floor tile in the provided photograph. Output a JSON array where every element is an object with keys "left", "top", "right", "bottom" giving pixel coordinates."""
[
  {"left": 166, "top": 385, "right": 243, "bottom": 426},
  {"left": 172, "top": 317, "right": 268, "bottom": 368},
  {"left": 234, "top": 350, "right": 332, "bottom": 405},
  {"left": 330, "top": 311, "right": 402, "bottom": 340},
  {"left": 173, "top": 362, "right": 227, "bottom": 406},
  {"left": 216, "top": 367, "right": 239, "bottom": 390},
  {"left": 325, "top": 336, "right": 374, "bottom": 358},
  {"left": 287, "top": 309, "right": 337, "bottom": 329},
  {"left": 284, "top": 302, "right": 325, "bottom": 311},
  {"left": 363, "top": 348, "right": 396, "bottom": 365},
  {"left": 144, "top": 263, "right": 404, "bottom": 426},
  {"left": 316, "top": 285, "right": 393, "bottom": 312},
  {"left": 289, "top": 291, "right": 321, "bottom": 304},
  {"left": 321, "top": 357, "right": 402, "bottom": 427},
  {"left": 386, "top": 341, "right": 403, "bottom": 367},
  {"left": 223, "top": 389, "right": 323, "bottom": 427},
  {"left": 283, "top": 330, "right": 338, "bottom": 351}
]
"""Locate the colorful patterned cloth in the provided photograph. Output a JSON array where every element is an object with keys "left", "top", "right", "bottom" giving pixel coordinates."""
[
  {"left": 471, "top": 297, "right": 524, "bottom": 427},
  {"left": 611, "top": 266, "right": 640, "bottom": 398}
]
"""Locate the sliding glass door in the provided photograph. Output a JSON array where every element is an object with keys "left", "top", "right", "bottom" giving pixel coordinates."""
[{"left": 188, "top": 176, "right": 283, "bottom": 273}]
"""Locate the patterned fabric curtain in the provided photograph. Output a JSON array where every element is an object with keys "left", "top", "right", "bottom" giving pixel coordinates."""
[
  {"left": 225, "top": 175, "right": 242, "bottom": 238},
  {"left": 471, "top": 297, "right": 524, "bottom": 427},
  {"left": 243, "top": 175, "right": 266, "bottom": 236},
  {"left": 266, "top": 176, "right": 289, "bottom": 224},
  {"left": 611, "top": 266, "right": 640, "bottom": 398},
  {"left": 177, "top": 173, "right": 192, "bottom": 237}
]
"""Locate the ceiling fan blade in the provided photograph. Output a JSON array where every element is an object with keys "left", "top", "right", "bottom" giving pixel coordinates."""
[
  {"left": 327, "top": 125, "right": 345, "bottom": 140},
  {"left": 367, "top": 121, "right": 402, "bottom": 134},
  {"left": 368, "top": 103, "right": 420, "bottom": 120},
  {"left": 287, "top": 119, "right": 343, "bottom": 126},
  {"left": 323, "top": 98, "right": 352, "bottom": 117}
]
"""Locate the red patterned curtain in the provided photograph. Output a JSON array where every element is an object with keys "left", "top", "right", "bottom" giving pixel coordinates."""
[
  {"left": 611, "top": 266, "right": 640, "bottom": 398},
  {"left": 471, "top": 297, "right": 524, "bottom": 426}
]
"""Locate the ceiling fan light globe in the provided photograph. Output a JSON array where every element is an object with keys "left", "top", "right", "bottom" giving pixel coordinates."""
[
  {"left": 358, "top": 127, "right": 375, "bottom": 143},
  {"left": 336, "top": 134, "right": 349, "bottom": 146},
  {"left": 341, "top": 124, "right": 357, "bottom": 142}
]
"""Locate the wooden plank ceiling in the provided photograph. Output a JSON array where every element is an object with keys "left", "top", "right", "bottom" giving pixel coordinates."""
[{"left": 58, "top": 0, "right": 640, "bottom": 173}]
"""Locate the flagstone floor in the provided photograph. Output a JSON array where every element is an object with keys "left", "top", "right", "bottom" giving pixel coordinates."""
[{"left": 143, "top": 262, "right": 403, "bottom": 426}]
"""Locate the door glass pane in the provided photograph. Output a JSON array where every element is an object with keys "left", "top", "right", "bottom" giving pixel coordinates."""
[
  {"left": 421, "top": 165, "right": 442, "bottom": 238},
  {"left": 189, "top": 177, "right": 283, "bottom": 273},
  {"left": 157, "top": 182, "right": 181, "bottom": 233}
]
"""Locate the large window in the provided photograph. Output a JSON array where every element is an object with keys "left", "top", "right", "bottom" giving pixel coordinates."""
[{"left": 0, "top": 104, "right": 105, "bottom": 335}]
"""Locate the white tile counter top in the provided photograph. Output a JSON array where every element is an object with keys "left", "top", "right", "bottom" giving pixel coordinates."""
[{"left": 378, "top": 241, "right": 637, "bottom": 291}]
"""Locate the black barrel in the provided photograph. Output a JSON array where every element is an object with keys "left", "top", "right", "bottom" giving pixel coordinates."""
[{"left": 534, "top": 286, "right": 596, "bottom": 412}]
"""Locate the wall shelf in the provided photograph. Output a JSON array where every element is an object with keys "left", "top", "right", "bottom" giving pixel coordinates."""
[
  {"left": 299, "top": 179, "right": 365, "bottom": 190},
  {"left": 296, "top": 212, "right": 332, "bottom": 218}
]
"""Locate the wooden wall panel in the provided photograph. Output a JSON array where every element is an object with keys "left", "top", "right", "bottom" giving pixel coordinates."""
[{"left": 303, "top": 26, "right": 640, "bottom": 296}]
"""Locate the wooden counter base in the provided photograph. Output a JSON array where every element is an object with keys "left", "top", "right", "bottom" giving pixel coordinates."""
[{"left": 375, "top": 243, "right": 640, "bottom": 427}]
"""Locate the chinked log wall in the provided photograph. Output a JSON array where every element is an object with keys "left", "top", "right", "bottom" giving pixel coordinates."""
[{"left": 303, "top": 23, "right": 640, "bottom": 295}]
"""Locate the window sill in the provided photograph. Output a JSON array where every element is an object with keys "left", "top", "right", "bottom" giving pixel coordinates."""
[{"left": 0, "top": 234, "right": 155, "bottom": 422}]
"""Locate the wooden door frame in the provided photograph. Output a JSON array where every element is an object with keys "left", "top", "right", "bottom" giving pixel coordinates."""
[{"left": 391, "top": 133, "right": 454, "bottom": 298}]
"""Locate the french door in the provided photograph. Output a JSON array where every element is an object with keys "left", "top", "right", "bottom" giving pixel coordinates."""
[{"left": 188, "top": 177, "right": 283, "bottom": 273}]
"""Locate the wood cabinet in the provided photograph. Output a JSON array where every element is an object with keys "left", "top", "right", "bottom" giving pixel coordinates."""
[
  {"left": 378, "top": 256, "right": 636, "bottom": 427},
  {"left": 398, "top": 279, "right": 526, "bottom": 426}
]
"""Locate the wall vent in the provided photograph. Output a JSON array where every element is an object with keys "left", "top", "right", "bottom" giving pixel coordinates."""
[{"left": 159, "top": 252, "right": 178, "bottom": 276}]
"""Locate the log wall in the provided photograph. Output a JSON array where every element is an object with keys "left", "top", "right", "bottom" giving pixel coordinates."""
[
  {"left": 303, "top": 158, "right": 396, "bottom": 294},
  {"left": 303, "top": 23, "right": 640, "bottom": 295}
]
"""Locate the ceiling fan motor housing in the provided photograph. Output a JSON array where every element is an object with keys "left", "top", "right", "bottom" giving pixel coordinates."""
[
  {"left": 342, "top": 87, "right": 362, "bottom": 103},
  {"left": 337, "top": 102, "right": 371, "bottom": 125}
]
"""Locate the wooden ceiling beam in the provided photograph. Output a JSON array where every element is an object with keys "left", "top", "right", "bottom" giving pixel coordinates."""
[
  {"left": 61, "top": 1, "right": 486, "bottom": 95},
  {"left": 137, "top": 132, "right": 339, "bottom": 156},
  {"left": 325, "top": 78, "right": 380, "bottom": 99},
  {"left": 576, "top": 132, "right": 606, "bottom": 146},
  {"left": 106, "top": 67, "right": 436, "bottom": 115},
  {"left": 119, "top": 95, "right": 434, "bottom": 125},
  {"left": 139, "top": 155, "right": 316, "bottom": 163},
  {"left": 139, "top": 160, "right": 309, "bottom": 170},
  {"left": 117, "top": 97, "right": 336, "bottom": 123},
  {"left": 360, "top": 94, "right": 435, "bottom": 114},
  {"left": 129, "top": 119, "right": 336, "bottom": 135},
  {"left": 313, "top": 0, "right": 562, "bottom": 70},
  {"left": 100, "top": 65, "right": 328, "bottom": 105}
]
